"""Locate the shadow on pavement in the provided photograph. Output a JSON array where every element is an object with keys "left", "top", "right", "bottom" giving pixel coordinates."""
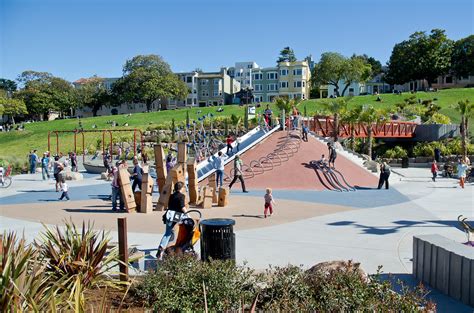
[
  {"left": 64, "top": 208, "right": 115, "bottom": 214},
  {"left": 232, "top": 214, "right": 264, "bottom": 219}
]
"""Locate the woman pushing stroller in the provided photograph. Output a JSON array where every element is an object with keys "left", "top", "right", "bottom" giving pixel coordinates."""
[{"left": 156, "top": 181, "right": 187, "bottom": 260}]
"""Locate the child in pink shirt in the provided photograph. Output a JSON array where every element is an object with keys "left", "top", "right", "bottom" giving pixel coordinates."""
[{"left": 264, "top": 188, "right": 276, "bottom": 218}]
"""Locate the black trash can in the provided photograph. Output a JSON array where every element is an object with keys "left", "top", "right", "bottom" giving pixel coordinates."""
[
  {"left": 402, "top": 157, "right": 409, "bottom": 168},
  {"left": 200, "top": 218, "right": 235, "bottom": 261}
]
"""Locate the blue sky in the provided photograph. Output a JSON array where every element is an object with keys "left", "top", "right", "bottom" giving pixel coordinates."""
[{"left": 1, "top": 0, "right": 473, "bottom": 81}]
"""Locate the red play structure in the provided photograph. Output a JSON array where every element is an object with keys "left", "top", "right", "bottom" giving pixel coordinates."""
[
  {"left": 47, "top": 129, "right": 144, "bottom": 161},
  {"left": 308, "top": 116, "right": 416, "bottom": 138}
]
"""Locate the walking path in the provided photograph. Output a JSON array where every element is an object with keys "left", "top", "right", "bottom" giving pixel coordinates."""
[{"left": 0, "top": 158, "right": 472, "bottom": 311}]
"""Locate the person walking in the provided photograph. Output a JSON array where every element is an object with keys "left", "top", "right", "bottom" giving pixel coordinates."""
[
  {"left": 131, "top": 159, "right": 143, "bottom": 192},
  {"left": 58, "top": 179, "right": 70, "bottom": 201},
  {"left": 431, "top": 160, "right": 438, "bottom": 182},
  {"left": 264, "top": 104, "right": 273, "bottom": 127},
  {"left": 264, "top": 188, "right": 276, "bottom": 218},
  {"left": 156, "top": 181, "right": 187, "bottom": 260},
  {"left": 327, "top": 143, "right": 337, "bottom": 169},
  {"left": 229, "top": 155, "right": 248, "bottom": 193},
  {"left": 71, "top": 152, "right": 78, "bottom": 172},
  {"left": 41, "top": 153, "right": 50, "bottom": 180},
  {"left": 53, "top": 156, "right": 64, "bottom": 192},
  {"left": 434, "top": 147, "right": 441, "bottom": 163},
  {"left": 110, "top": 162, "right": 125, "bottom": 211},
  {"left": 302, "top": 123, "right": 309, "bottom": 142},
  {"left": 226, "top": 135, "right": 234, "bottom": 155},
  {"left": 30, "top": 150, "right": 38, "bottom": 174},
  {"left": 209, "top": 151, "right": 225, "bottom": 188},
  {"left": 457, "top": 159, "right": 468, "bottom": 189},
  {"left": 377, "top": 162, "right": 391, "bottom": 189}
]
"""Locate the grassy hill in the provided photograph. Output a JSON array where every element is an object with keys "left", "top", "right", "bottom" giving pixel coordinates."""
[{"left": 0, "top": 88, "right": 472, "bottom": 163}]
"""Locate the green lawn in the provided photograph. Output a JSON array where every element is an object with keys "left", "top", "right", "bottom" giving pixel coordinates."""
[{"left": 1, "top": 88, "right": 473, "bottom": 163}]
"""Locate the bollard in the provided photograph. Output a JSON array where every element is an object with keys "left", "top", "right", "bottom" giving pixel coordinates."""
[{"left": 117, "top": 217, "right": 128, "bottom": 281}]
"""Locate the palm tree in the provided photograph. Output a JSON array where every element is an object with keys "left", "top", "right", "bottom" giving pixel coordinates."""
[
  {"left": 454, "top": 99, "right": 474, "bottom": 159},
  {"left": 274, "top": 96, "right": 298, "bottom": 113},
  {"left": 359, "top": 105, "right": 382, "bottom": 158},
  {"left": 341, "top": 104, "right": 363, "bottom": 151},
  {"left": 322, "top": 98, "right": 348, "bottom": 142},
  {"left": 230, "top": 114, "right": 242, "bottom": 133}
]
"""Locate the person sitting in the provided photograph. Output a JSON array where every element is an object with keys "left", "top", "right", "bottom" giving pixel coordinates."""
[{"left": 317, "top": 154, "right": 328, "bottom": 167}]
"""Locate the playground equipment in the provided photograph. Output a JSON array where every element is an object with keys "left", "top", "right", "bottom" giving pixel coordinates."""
[
  {"left": 310, "top": 116, "right": 417, "bottom": 139},
  {"left": 47, "top": 129, "right": 144, "bottom": 162}
]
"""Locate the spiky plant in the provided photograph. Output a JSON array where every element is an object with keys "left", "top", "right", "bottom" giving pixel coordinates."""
[
  {"left": 0, "top": 232, "right": 60, "bottom": 311},
  {"left": 36, "top": 221, "right": 126, "bottom": 312}
]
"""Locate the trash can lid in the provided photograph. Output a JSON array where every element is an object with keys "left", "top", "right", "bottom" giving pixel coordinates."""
[{"left": 201, "top": 218, "right": 236, "bottom": 226}]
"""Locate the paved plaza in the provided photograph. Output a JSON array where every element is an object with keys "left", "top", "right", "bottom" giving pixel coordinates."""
[{"left": 0, "top": 152, "right": 473, "bottom": 311}]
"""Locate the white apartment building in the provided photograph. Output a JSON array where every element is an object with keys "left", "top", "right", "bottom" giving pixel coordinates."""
[{"left": 227, "top": 61, "right": 260, "bottom": 89}]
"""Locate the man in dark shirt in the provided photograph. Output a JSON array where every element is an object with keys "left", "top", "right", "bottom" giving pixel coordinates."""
[{"left": 156, "top": 181, "right": 187, "bottom": 259}]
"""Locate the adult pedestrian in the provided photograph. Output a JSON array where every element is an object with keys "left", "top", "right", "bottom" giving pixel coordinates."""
[
  {"left": 229, "top": 155, "right": 248, "bottom": 193},
  {"left": 53, "top": 156, "right": 64, "bottom": 192},
  {"left": 41, "top": 153, "right": 50, "bottom": 180},
  {"left": 71, "top": 152, "right": 78, "bottom": 172},
  {"left": 226, "top": 134, "right": 234, "bottom": 155},
  {"left": 434, "top": 147, "right": 441, "bottom": 163},
  {"left": 209, "top": 151, "right": 225, "bottom": 188},
  {"left": 110, "top": 162, "right": 125, "bottom": 211},
  {"left": 166, "top": 152, "right": 176, "bottom": 172},
  {"left": 264, "top": 104, "right": 273, "bottom": 127},
  {"left": 457, "top": 159, "right": 468, "bottom": 189},
  {"left": 302, "top": 123, "right": 309, "bottom": 142},
  {"left": 377, "top": 162, "right": 391, "bottom": 189},
  {"left": 327, "top": 143, "right": 337, "bottom": 169},
  {"left": 431, "top": 160, "right": 438, "bottom": 182},
  {"left": 156, "top": 181, "right": 187, "bottom": 260},
  {"left": 30, "top": 150, "right": 38, "bottom": 174},
  {"left": 131, "top": 159, "right": 143, "bottom": 192}
]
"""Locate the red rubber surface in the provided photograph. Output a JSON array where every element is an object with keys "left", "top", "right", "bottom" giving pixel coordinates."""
[{"left": 224, "top": 131, "right": 378, "bottom": 190}]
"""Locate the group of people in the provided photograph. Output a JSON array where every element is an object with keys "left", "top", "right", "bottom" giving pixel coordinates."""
[
  {"left": 108, "top": 157, "right": 145, "bottom": 211},
  {"left": 431, "top": 157, "right": 471, "bottom": 188}
]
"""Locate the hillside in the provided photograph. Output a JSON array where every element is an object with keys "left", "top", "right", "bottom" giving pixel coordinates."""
[{"left": 0, "top": 88, "right": 473, "bottom": 163}]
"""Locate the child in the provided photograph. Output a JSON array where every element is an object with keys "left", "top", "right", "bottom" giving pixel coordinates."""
[
  {"left": 318, "top": 154, "right": 327, "bottom": 166},
  {"left": 264, "top": 188, "right": 276, "bottom": 218},
  {"left": 58, "top": 179, "right": 70, "bottom": 201}
]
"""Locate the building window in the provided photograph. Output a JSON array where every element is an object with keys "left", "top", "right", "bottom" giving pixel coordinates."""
[
  {"left": 445, "top": 76, "right": 453, "bottom": 84},
  {"left": 268, "top": 84, "right": 278, "bottom": 91},
  {"left": 267, "top": 72, "right": 278, "bottom": 80},
  {"left": 254, "top": 73, "right": 263, "bottom": 80},
  {"left": 201, "top": 90, "right": 209, "bottom": 97},
  {"left": 213, "top": 90, "right": 219, "bottom": 97},
  {"left": 293, "top": 69, "right": 302, "bottom": 76},
  {"left": 294, "top": 81, "right": 302, "bottom": 88},
  {"left": 186, "top": 76, "right": 193, "bottom": 83},
  {"left": 187, "top": 98, "right": 193, "bottom": 104},
  {"left": 280, "top": 69, "right": 288, "bottom": 76},
  {"left": 302, "top": 94, "right": 306, "bottom": 100},
  {"left": 280, "top": 81, "right": 288, "bottom": 88},
  {"left": 214, "top": 79, "right": 220, "bottom": 85},
  {"left": 247, "top": 64, "right": 252, "bottom": 69},
  {"left": 246, "top": 72, "right": 250, "bottom": 77},
  {"left": 302, "top": 81, "right": 306, "bottom": 87},
  {"left": 254, "top": 84, "right": 263, "bottom": 91},
  {"left": 200, "top": 79, "right": 208, "bottom": 86}
]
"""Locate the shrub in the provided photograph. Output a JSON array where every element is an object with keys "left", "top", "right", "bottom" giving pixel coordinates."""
[
  {"left": 132, "top": 254, "right": 256, "bottom": 312},
  {"left": 426, "top": 112, "right": 451, "bottom": 124},
  {"left": 383, "top": 146, "right": 408, "bottom": 159},
  {"left": 36, "top": 221, "right": 125, "bottom": 311},
  {"left": 413, "top": 142, "right": 435, "bottom": 157}
]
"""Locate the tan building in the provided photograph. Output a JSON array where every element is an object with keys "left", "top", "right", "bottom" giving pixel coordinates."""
[{"left": 277, "top": 61, "right": 311, "bottom": 100}]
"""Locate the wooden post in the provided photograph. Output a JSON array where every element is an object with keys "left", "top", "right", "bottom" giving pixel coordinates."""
[
  {"left": 117, "top": 217, "right": 128, "bottom": 282},
  {"left": 208, "top": 174, "right": 218, "bottom": 203},
  {"left": 201, "top": 186, "right": 214, "bottom": 209},
  {"left": 154, "top": 145, "right": 167, "bottom": 192},
  {"left": 140, "top": 172, "right": 153, "bottom": 213},
  {"left": 118, "top": 168, "right": 136, "bottom": 212},
  {"left": 155, "top": 175, "right": 173, "bottom": 211},
  {"left": 177, "top": 142, "right": 187, "bottom": 164},
  {"left": 187, "top": 158, "right": 198, "bottom": 204},
  {"left": 218, "top": 187, "right": 229, "bottom": 207}
]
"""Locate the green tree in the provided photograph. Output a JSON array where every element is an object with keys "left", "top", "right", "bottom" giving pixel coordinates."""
[
  {"left": 0, "top": 78, "right": 17, "bottom": 93},
  {"left": 311, "top": 53, "right": 371, "bottom": 97},
  {"left": 322, "top": 98, "right": 348, "bottom": 142},
  {"left": 341, "top": 104, "right": 363, "bottom": 151},
  {"left": 277, "top": 46, "right": 297, "bottom": 63},
  {"left": 451, "top": 35, "right": 474, "bottom": 77},
  {"left": 386, "top": 29, "right": 453, "bottom": 87},
  {"left": 359, "top": 54, "right": 383, "bottom": 76},
  {"left": 15, "top": 71, "right": 75, "bottom": 119},
  {"left": 75, "top": 77, "right": 111, "bottom": 116},
  {"left": 454, "top": 99, "right": 474, "bottom": 159},
  {"left": 359, "top": 105, "right": 384, "bottom": 158},
  {"left": 0, "top": 96, "right": 27, "bottom": 124},
  {"left": 113, "top": 55, "right": 188, "bottom": 111}
]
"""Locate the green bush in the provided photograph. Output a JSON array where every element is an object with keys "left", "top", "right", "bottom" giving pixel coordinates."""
[
  {"left": 131, "top": 254, "right": 256, "bottom": 312},
  {"left": 0, "top": 157, "right": 28, "bottom": 174},
  {"left": 131, "top": 256, "right": 434, "bottom": 312},
  {"left": 383, "top": 146, "right": 408, "bottom": 159},
  {"left": 426, "top": 112, "right": 451, "bottom": 124}
]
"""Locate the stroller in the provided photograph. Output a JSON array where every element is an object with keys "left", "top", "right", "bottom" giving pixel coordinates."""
[{"left": 164, "top": 209, "right": 202, "bottom": 258}]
